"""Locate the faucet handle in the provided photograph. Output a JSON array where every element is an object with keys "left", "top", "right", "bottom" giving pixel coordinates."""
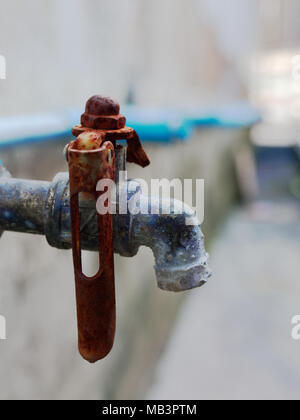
[
  {"left": 67, "top": 136, "right": 116, "bottom": 363},
  {"left": 67, "top": 95, "right": 150, "bottom": 362}
]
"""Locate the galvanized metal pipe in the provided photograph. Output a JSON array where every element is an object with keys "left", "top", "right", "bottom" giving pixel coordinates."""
[{"left": 0, "top": 178, "right": 49, "bottom": 235}]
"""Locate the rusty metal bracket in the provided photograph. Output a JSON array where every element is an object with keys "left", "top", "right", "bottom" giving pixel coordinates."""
[
  {"left": 71, "top": 126, "right": 150, "bottom": 168},
  {"left": 68, "top": 139, "right": 115, "bottom": 363},
  {"left": 67, "top": 96, "right": 150, "bottom": 363}
]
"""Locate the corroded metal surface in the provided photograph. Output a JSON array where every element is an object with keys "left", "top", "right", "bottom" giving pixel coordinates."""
[
  {"left": 66, "top": 95, "right": 150, "bottom": 362},
  {"left": 72, "top": 125, "right": 150, "bottom": 168},
  {"left": 85, "top": 95, "right": 120, "bottom": 116},
  {"left": 115, "top": 180, "right": 211, "bottom": 292},
  {"left": 0, "top": 149, "right": 211, "bottom": 293},
  {"left": 0, "top": 178, "right": 49, "bottom": 235},
  {"left": 72, "top": 95, "right": 150, "bottom": 169},
  {"left": 81, "top": 95, "right": 125, "bottom": 131},
  {"left": 81, "top": 113, "right": 126, "bottom": 130},
  {"left": 68, "top": 139, "right": 115, "bottom": 363}
]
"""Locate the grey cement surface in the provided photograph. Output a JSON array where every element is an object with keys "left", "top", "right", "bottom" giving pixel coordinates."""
[{"left": 147, "top": 202, "right": 300, "bottom": 400}]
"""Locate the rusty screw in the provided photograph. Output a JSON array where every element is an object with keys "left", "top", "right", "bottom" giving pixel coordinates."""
[
  {"left": 81, "top": 95, "right": 126, "bottom": 130},
  {"left": 85, "top": 95, "right": 120, "bottom": 116}
]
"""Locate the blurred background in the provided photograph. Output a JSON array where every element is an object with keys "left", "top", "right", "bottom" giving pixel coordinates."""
[{"left": 0, "top": 0, "right": 300, "bottom": 400}]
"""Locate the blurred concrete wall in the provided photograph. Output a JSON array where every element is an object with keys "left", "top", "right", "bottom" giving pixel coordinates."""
[
  {"left": 0, "top": 0, "right": 261, "bottom": 117},
  {"left": 1, "top": 0, "right": 299, "bottom": 117}
]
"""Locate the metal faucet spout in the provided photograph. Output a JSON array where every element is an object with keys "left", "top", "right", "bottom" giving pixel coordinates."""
[{"left": 116, "top": 180, "right": 211, "bottom": 292}]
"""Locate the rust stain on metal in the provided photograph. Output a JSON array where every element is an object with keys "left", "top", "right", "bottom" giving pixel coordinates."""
[
  {"left": 67, "top": 95, "right": 150, "bottom": 363},
  {"left": 68, "top": 139, "right": 115, "bottom": 363},
  {"left": 72, "top": 125, "right": 150, "bottom": 168},
  {"left": 73, "top": 95, "right": 150, "bottom": 168},
  {"left": 81, "top": 95, "right": 125, "bottom": 130}
]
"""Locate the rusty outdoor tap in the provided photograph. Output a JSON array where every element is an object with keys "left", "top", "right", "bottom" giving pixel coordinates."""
[
  {"left": 67, "top": 95, "right": 151, "bottom": 362},
  {"left": 0, "top": 95, "right": 211, "bottom": 363}
]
